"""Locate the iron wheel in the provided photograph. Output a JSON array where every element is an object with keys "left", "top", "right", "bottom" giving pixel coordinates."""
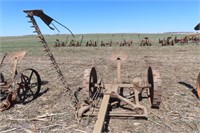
[
  {"left": 147, "top": 67, "right": 162, "bottom": 108},
  {"left": 196, "top": 73, "right": 200, "bottom": 99},
  {"left": 16, "top": 68, "right": 41, "bottom": 104},
  {"left": 82, "top": 67, "right": 98, "bottom": 99}
]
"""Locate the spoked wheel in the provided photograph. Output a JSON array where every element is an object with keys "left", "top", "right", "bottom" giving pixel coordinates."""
[
  {"left": 82, "top": 67, "right": 98, "bottom": 99},
  {"left": 147, "top": 67, "right": 162, "bottom": 108},
  {"left": 15, "top": 68, "right": 41, "bottom": 104},
  {"left": 196, "top": 73, "right": 200, "bottom": 99}
]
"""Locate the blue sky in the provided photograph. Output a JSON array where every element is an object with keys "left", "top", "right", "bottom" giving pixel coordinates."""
[{"left": 0, "top": 0, "right": 199, "bottom": 36}]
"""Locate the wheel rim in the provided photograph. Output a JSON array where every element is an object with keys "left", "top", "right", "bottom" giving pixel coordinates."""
[
  {"left": 148, "top": 67, "right": 162, "bottom": 108},
  {"left": 148, "top": 67, "right": 154, "bottom": 104},
  {"left": 89, "top": 68, "right": 97, "bottom": 98},
  {"left": 16, "top": 68, "right": 41, "bottom": 104},
  {"left": 0, "top": 73, "right": 4, "bottom": 83},
  {"left": 83, "top": 67, "right": 98, "bottom": 99}
]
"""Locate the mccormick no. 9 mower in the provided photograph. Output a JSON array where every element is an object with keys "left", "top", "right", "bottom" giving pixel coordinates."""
[{"left": 77, "top": 51, "right": 162, "bottom": 133}]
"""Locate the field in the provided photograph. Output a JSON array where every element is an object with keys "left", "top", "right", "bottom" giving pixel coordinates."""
[{"left": 0, "top": 34, "right": 200, "bottom": 133}]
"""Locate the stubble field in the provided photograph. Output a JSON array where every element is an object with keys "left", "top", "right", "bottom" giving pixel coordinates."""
[{"left": 0, "top": 34, "right": 200, "bottom": 133}]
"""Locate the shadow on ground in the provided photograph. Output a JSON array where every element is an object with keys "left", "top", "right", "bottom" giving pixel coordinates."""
[
  {"left": 178, "top": 81, "right": 198, "bottom": 98},
  {"left": 21, "top": 80, "right": 49, "bottom": 104}
]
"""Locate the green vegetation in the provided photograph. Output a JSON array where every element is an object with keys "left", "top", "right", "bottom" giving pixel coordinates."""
[{"left": 0, "top": 33, "right": 190, "bottom": 56}]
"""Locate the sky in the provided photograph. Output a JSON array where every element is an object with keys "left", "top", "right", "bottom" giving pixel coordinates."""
[{"left": 0, "top": 0, "right": 199, "bottom": 36}]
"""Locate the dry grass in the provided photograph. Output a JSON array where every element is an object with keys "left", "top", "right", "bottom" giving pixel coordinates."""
[{"left": 0, "top": 44, "right": 200, "bottom": 133}]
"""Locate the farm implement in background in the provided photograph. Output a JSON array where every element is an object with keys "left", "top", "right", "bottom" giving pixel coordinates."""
[
  {"left": 54, "top": 35, "right": 84, "bottom": 47},
  {"left": 118, "top": 34, "right": 133, "bottom": 46},
  {"left": 159, "top": 37, "right": 174, "bottom": 46},
  {"left": 0, "top": 51, "right": 41, "bottom": 111},
  {"left": 100, "top": 34, "right": 114, "bottom": 47},
  {"left": 86, "top": 40, "right": 97, "bottom": 47},
  {"left": 183, "top": 33, "right": 200, "bottom": 45},
  {"left": 77, "top": 51, "right": 162, "bottom": 133},
  {"left": 174, "top": 36, "right": 189, "bottom": 44},
  {"left": 139, "top": 37, "right": 152, "bottom": 46}
]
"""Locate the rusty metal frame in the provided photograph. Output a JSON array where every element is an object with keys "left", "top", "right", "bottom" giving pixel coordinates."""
[
  {"left": 78, "top": 52, "right": 162, "bottom": 133},
  {"left": 196, "top": 73, "right": 200, "bottom": 99},
  {"left": 0, "top": 51, "right": 41, "bottom": 111}
]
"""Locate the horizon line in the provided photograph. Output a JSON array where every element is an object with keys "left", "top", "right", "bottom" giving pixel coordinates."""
[{"left": 0, "top": 31, "right": 197, "bottom": 37}]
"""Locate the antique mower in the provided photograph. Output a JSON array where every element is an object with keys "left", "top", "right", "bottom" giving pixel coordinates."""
[
  {"left": 140, "top": 37, "right": 152, "bottom": 46},
  {"left": 22, "top": 9, "right": 162, "bottom": 132},
  {"left": 0, "top": 51, "right": 41, "bottom": 111},
  {"left": 77, "top": 52, "right": 162, "bottom": 133}
]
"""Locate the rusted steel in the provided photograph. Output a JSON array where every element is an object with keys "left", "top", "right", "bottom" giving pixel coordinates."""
[
  {"left": 119, "top": 40, "right": 132, "bottom": 46},
  {"left": 0, "top": 53, "right": 7, "bottom": 68},
  {"left": 77, "top": 104, "right": 90, "bottom": 118},
  {"left": 0, "top": 51, "right": 41, "bottom": 111},
  {"left": 0, "top": 53, "right": 7, "bottom": 84},
  {"left": 0, "top": 73, "right": 4, "bottom": 84},
  {"left": 148, "top": 67, "right": 162, "bottom": 108},
  {"left": 116, "top": 59, "right": 121, "bottom": 83},
  {"left": 184, "top": 33, "right": 200, "bottom": 44},
  {"left": 78, "top": 52, "right": 162, "bottom": 132},
  {"left": 23, "top": 10, "right": 74, "bottom": 37},
  {"left": 82, "top": 67, "right": 98, "bottom": 99},
  {"left": 196, "top": 73, "right": 200, "bottom": 99},
  {"left": 174, "top": 36, "right": 188, "bottom": 44},
  {"left": 24, "top": 10, "right": 70, "bottom": 91},
  {"left": 86, "top": 40, "right": 97, "bottom": 47},
  {"left": 9, "top": 51, "right": 27, "bottom": 79},
  {"left": 54, "top": 39, "right": 66, "bottom": 47},
  {"left": 68, "top": 39, "right": 81, "bottom": 47},
  {"left": 23, "top": 10, "right": 78, "bottom": 108},
  {"left": 0, "top": 92, "right": 16, "bottom": 111},
  {"left": 119, "top": 34, "right": 132, "bottom": 46},
  {"left": 16, "top": 68, "right": 41, "bottom": 103},
  {"left": 101, "top": 40, "right": 112, "bottom": 46},
  {"left": 188, "top": 36, "right": 200, "bottom": 44},
  {"left": 54, "top": 36, "right": 83, "bottom": 47},
  {"left": 159, "top": 37, "right": 174, "bottom": 46},
  {"left": 140, "top": 37, "right": 152, "bottom": 46}
]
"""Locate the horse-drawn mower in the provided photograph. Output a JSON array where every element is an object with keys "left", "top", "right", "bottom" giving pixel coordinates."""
[
  {"left": 77, "top": 52, "right": 162, "bottom": 133},
  {"left": 140, "top": 37, "right": 152, "bottom": 46},
  {"left": 22, "top": 9, "right": 163, "bottom": 132},
  {"left": 0, "top": 51, "right": 41, "bottom": 111}
]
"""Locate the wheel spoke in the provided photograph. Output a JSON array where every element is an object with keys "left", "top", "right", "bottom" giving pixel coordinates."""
[
  {"left": 18, "top": 85, "right": 26, "bottom": 101},
  {"left": 29, "top": 88, "right": 34, "bottom": 95},
  {"left": 16, "top": 68, "right": 41, "bottom": 104},
  {"left": 28, "top": 71, "right": 34, "bottom": 83},
  {"left": 21, "top": 75, "right": 25, "bottom": 82}
]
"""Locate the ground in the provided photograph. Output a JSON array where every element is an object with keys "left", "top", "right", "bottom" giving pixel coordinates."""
[{"left": 0, "top": 42, "right": 200, "bottom": 133}]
